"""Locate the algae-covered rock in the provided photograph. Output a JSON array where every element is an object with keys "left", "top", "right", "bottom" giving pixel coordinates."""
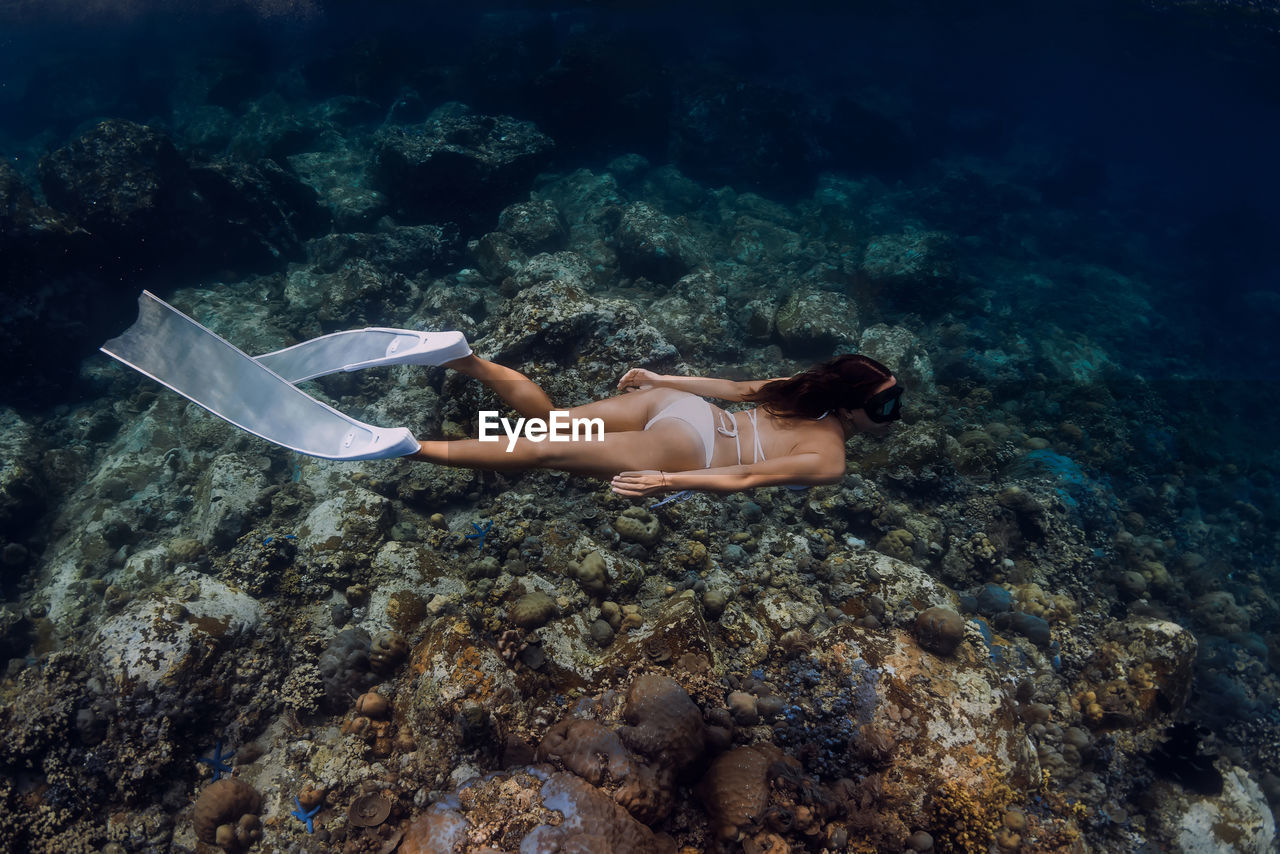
[
  {"left": 371, "top": 106, "right": 554, "bottom": 233},
  {"left": 1071, "top": 616, "right": 1197, "bottom": 734},
  {"left": 774, "top": 286, "right": 859, "bottom": 355},
  {"left": 535, "top": 589, "right": 715, "bottom": 690},
  {"left": 0, "top": 408, "right": 45, "bottom": 542},
  {"left": 858, "top": 322, "right": 938, "bottom": 400},
  {"left": 483, "top": 278, "right": 677, "bottom": 373},
  {"left": 497, "top": 199, "right": 567, "bottom": 253},
  {"left": 193, "top": 453, "right": 270, "bottom": 548},
  {"left": 1152, "top": 766, "right": 1276, "bottom": 854},
  {"left": 613, "top": 201, "right": 700, "bottom": 284},
  {"left": 94, "top": 571, "right": 262, "bottom": 690},
  {"left": 406, "top": 615, "right": 523, "bottom": 722},
  {"left": 859, "top": 231, "right": 957, "bottom": 314},
  {"left": 298, "top": 486, "right": 392, "bottom": 557}
]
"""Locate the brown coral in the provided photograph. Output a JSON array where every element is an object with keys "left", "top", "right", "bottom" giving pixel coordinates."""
[
  {"left": 537, "top": 716, "right": 678, "bottom": 824},
  {"left": 698, "top": 745, "right": 774, "bottom": 841},
  {"left": 537, "top": 719, "right": 635, "bottom": 787},
  {"left": 618, "top": 674, "right": 704, "bottom": 768},
  {"left": 528, "top": 772, "right": 673, "bottom": 853},
  {"left": 614, "top": 507, "right": 661, "bottom": 546},
  {"left": 569, "top": 549, "right": 610, "bottom": 596},
  {"left": 354, "top": 691, "right": 390, "bottom": 719},
  {"left": 192, "top": 778, "right": 262, "bottom": 848},
  {"left": 369, "top": 630, "right": 408, "bottom": 675},
  {"left": 914, "top": 606, "right": 966, "bottom": 656},
  {"left": 510, "top": 591, "right": 558, "bottom": 629},
  {"left": 348, "top": 792, "right": 391, "bottom": 827}
]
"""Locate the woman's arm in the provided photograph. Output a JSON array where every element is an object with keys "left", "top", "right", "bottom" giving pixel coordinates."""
[
  {"left": 611, "top": 452, "right": 845, "bottom": 497},
  {"left": 617, "top": 368, "right": 788, "bottom": 402}
]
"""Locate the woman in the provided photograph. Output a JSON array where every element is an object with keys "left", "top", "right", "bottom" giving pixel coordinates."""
[{"left": 409, "top": 351, "right": 904, "bottom": 498}]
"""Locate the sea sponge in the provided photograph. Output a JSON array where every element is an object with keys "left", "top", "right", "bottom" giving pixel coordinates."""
[
  {"left": 614, "top": 507, "right": 661, "bottom": 547},
  {"left": 697, "top": 744, "right": 774, "bottom": 841},
  {"left": 617, "top": 674, "right": 704, "bottom": 768},
  {"left": 914, "top": 606, "right": 966, "bottom": 656},
  {"left": 193, "top": 778, "right": 262, "bottom": 849},
  {"left": 511, "top": 591, "right": 558, "bottom": 629}
]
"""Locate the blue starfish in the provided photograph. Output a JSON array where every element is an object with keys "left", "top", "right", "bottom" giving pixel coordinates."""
[
  {"left": 291, "top": 796, "right": 321, "bottom": 833},
  {"left": 198, "top": 738, "right": 234, "bottom": 780},
  {"left": 464, "top": 519, "right": 494, "bottom": 549}
]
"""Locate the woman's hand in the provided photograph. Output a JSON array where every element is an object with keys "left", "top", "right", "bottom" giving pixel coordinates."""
[
  {"left": 610, "top": 470, "right": 670, "bottom": 497},
  {"left": 617, "top": 367, "right": 662, "bottom": 391}
]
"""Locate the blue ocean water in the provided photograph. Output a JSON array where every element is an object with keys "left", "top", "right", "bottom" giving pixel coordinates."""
[{"left": 1, "top": 1, "right": 1278, "bottom": 851}]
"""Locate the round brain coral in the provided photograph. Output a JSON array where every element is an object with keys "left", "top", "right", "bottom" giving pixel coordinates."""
[
  {"left": 192, "top": 778, "right": 262, "bottom": 849},
  {"left": 914, "top": 606, "right": 966, "bottom": 656},
  {"left": 511, "top": 590, "right": 558, "bottom": 629},
  {"left": 614, "top": 507, "right": 661, "bottom": 546}
]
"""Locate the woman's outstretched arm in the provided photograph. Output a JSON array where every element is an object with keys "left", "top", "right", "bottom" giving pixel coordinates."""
[
  {"left": 617, "top": 368, "right": 787, "bottom": 402},
  {"left": 611, "top": 452, "right": 845, "bottom": 497}
]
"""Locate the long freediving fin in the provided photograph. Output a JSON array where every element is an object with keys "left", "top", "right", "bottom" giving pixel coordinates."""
[
  {"left": 100, "top": 291, "right": 421, "bottom": 461},
  {"left": 254, "top": 327, "right": 471, "bottom": 383}
]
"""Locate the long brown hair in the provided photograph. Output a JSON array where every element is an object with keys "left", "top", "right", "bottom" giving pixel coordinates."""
[{"left": 744, "top": 354, "right": 895, "bottom": 418}]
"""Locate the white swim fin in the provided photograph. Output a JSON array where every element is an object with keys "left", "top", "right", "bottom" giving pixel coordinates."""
[
  {"left": 254, "top": 327, "right": 471, "bottom": 383},
  {"left": 101, "top": 292, "right": 423, "bottom": 461}
]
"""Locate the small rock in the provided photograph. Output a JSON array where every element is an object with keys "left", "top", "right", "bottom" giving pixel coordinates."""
[{"left": 727, "top": 691, "right": 759, "bottom": 726}]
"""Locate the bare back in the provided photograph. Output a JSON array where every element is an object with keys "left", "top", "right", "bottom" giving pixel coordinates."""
[{"left": 706, "top": 404, "right": 846, "bottom": 470}]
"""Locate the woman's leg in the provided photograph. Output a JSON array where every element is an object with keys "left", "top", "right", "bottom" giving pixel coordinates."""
[
  {"left": 444, "top": 354, "right": 556, "bottom": 419},
  {"left": 409, "top": 419, "right": 704, "bottom": 478},
  {"left": 443, "top": 353, "right": 678, "bottom": 433}
]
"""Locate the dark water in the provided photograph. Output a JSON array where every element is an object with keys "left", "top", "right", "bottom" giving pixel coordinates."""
[
  {"left": 2, "top": 2, "right": 1277, "bottom": 388},
  {"left": 2, "top": 0, "right": 1279, "bottom": 850}
]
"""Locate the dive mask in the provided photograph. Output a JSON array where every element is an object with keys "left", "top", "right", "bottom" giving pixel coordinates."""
[{"left": 862, "top": 384, "right": 904, "bottom": 423}]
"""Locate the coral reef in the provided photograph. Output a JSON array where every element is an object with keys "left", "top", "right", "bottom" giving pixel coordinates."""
[{"left": 2, "top": 26, "right": 1278, "bottom": 853}]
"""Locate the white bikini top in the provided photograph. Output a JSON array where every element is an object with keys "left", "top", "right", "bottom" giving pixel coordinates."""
[{"left": 716, "top": 408, "right": 831, "bottom": 466}]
